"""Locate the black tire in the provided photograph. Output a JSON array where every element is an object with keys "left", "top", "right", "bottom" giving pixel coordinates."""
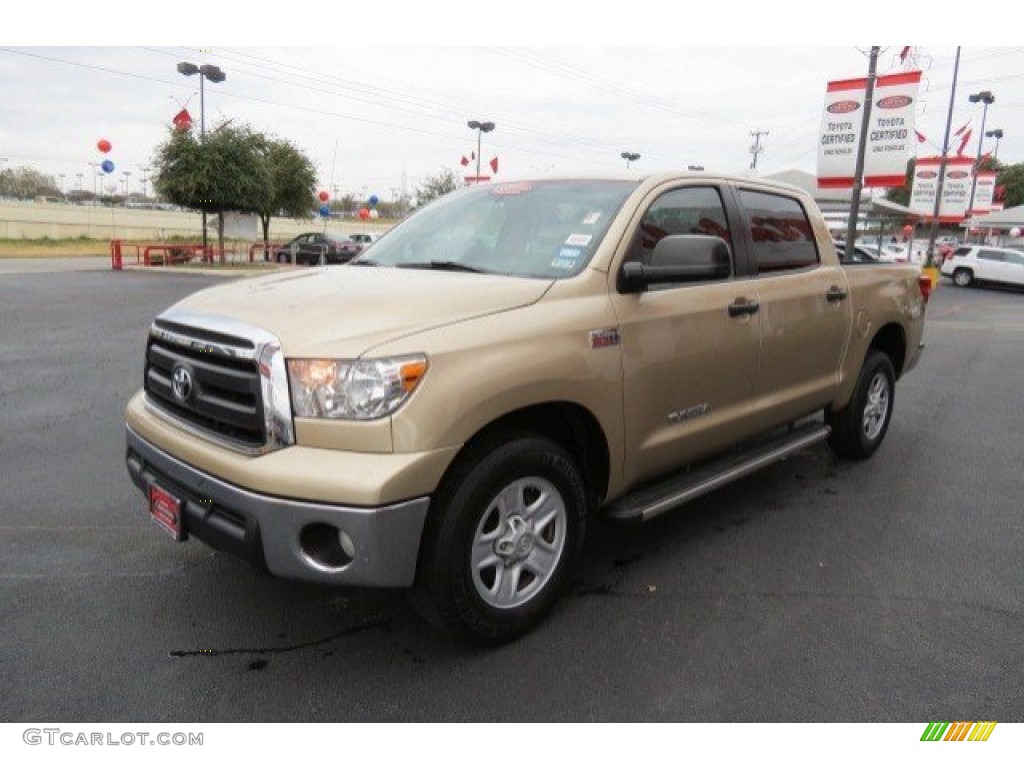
[
  {"left": 953, "top": 268, "right": 973, "bottom": 287},
  {"left": 412, "top": 433, "right": 587, "bottom": 644},
  {"left": 827, "top": 351, "right": 896, "bottom": 460}
]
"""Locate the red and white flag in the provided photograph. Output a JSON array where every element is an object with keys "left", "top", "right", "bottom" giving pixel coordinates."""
[
  {"left": 954, "top": 120, "right": 971, "bottom": 137},
  {"left": 957, "top": 129, "right": 973, "bottom": 156},
  {"left": 489, "top": 156, "right": 499, "bottom": 174},
  {"left": 172, "top": 108, "right": 192, "bottom": 131},
  {"left": 914, "top": 130, "right": 928, "bottom": 144},
  {"left": 899, "top": 46, "right": 912, "bottom": 63},
  {"left": 460, "top": 155, "right": 469, "bottom": 167}
]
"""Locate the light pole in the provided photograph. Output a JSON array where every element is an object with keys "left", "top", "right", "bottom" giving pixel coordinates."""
[
  {"left": 58, "top": 173, "right": 66, "bottom": 198},
  {"left": 140, "top": 165, "right": 151, "bottom": 200},
  {"left": 621, "top": 152, "right": 641, "bottom": 169},
  {"left": 985, "top": 128, "right": 1004, "bottom": 161},
  {"left": 178, "top": 61, "right": 226, "bottom": 258},
  {"left": 966, "top": 90, "right": 994, "bottom": 229},
  {"left": 88, "top": 162, "right": 100, "bottom": 196},
  {"left": 76, "top": 173, "right": 84, "bottom": 194},
  {"left": 121, "top": 170, "right": 132, "bottom": 202},
  {"left": 467, "top": 120, "right": 495, "bottom": 184}
]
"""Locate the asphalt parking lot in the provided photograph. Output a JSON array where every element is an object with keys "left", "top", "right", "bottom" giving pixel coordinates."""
[{"left": 1, "top": 267, "right": 1022, "bottom": 723}]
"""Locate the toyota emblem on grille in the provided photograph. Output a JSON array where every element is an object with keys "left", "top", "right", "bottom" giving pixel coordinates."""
[{"left": 171, "top": 365, "right": 194, "bottom": 402}]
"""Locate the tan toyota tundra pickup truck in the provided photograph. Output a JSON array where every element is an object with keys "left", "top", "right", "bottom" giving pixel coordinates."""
[{"left": 125, "top": 173, "right": 929, "bottom": 643}]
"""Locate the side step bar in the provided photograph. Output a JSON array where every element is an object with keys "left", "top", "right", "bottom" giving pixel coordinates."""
[{"left": 603, "top": 423, "right": 831, "bottom": 523}]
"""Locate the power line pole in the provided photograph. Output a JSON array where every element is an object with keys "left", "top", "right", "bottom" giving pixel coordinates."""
[
  {"left": 844, "top": 46, "right": 881, "bottom": 255},
  {"left": 749, "top": 129, "right": 769, "bottom": 171}
]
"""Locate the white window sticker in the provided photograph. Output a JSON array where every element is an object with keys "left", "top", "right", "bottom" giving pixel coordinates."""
[
  {"left": 582, "top": 212, "right": 602, "bottom": 225},
  {"left": 558, "top": 247, "right": 582, "bottom": 259},
  {"left": 550, "top": 257, "right": 577, "bottom": 270},
  {"left": 565, "top": 233, "right": 592, "bottom": 247}
]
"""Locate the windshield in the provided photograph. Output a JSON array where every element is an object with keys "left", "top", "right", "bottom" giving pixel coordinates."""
[{"left": 352, "top": 180, "right": 637, "bottom": 278}]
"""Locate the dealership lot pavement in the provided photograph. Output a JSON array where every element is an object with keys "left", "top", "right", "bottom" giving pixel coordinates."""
[{"left": 1, "top": 267, "right": 1022, "bottom": 722}]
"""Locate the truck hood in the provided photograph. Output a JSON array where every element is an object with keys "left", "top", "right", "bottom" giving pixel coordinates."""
[{"left": 164, "top": 266, "right": 554, "bottom": 357}]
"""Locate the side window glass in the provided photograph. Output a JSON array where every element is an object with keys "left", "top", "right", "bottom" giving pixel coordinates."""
[
  {"left": 739, "top": 190, "right": 820, "bottom": 274},
  {"left": 953, "top": 246, "right": 972, "bottom": 257},
  {"left": 978, "top": 250, "right": 1005, "bottom": 262},
  {"left": 628, "top": 186, "right": 733, "bottom": 274}
]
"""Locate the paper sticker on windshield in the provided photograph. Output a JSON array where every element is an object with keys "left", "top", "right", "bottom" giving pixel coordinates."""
[
  {"left": 551, "top": 257, "right": 577, "bottom": 270},
  {"left": 558, "top": 247, "right": 581, "bottom": 259},
  {"left": 565, "top": 233, "right": 592, "bottom": 247},
  {"left": 490, "top": 182, "right": 533, "bottom": 196},
  {"left": 582, "top": 212, "right": 602, "bottom": 225}
]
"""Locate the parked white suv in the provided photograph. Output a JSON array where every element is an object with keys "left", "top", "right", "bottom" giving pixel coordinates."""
[{"left": 941, "top": 245, "right": 1024, "bottom": 288}]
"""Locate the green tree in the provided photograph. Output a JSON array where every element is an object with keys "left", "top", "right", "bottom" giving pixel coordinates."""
[
  {"left": 415, "top": 167, "right": 460, "bottom": 207},
  {"left": 0, "top": 166, "right": 59, "bottom": 200},
  {"left": 995, "top": 162, "right": 1024, "bottom": 209},
  {"left": 153, "top": 123, "right": 268, "bottom": 255},
  {"left": 253, "top": 138, "right": 316, "bottom": 256}
]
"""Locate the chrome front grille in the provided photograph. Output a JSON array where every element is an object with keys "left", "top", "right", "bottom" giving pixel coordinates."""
[{"left": 142, "top": 310, "right": 295, "bottom": 454}]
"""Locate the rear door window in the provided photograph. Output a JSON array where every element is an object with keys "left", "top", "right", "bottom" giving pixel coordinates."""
[{"left": 738, "top": 190, "right": 820, "bottom": 273}]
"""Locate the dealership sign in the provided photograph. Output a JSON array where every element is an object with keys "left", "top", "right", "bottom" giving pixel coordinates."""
[
  {"left": 969, "top": 172, "right": 997, "bottom": 216},
  {"left": 909, "top": 156, "right": 975, "bottom": 221},
  {"left": 818, "top": 71, "right": 922, "bottom": 189}
]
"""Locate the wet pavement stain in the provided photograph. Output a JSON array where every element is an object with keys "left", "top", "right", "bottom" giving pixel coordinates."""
[{"left": 168, "top": 614, "right": 388, "bottom": 659}]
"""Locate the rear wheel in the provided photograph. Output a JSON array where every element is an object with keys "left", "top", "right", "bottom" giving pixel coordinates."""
[
  {"left": 953, "top": 268, "right": 973, "bottom": 287},
  {"left": 413, "top": 433, "right": 587, "bottom": 644},
  {"left": 827, "top": 351, "right": 895, "bottom": 460}
]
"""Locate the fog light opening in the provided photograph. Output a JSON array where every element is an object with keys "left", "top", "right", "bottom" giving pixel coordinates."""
[{"left": 300, "top": 523, "right": 354, "bottom": 569}]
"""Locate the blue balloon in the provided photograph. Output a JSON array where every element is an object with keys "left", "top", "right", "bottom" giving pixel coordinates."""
[
  {"left": 101, "top": 159, "right": 115, "bottom": 173},
  {"left": 319, "top": 204, "right": 331, "bottom": 218},
  {"left": 368, "top": 194, "right": 379, "bottom": 206}
]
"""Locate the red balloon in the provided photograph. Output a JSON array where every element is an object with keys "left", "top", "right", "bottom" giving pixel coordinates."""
[
  {"left": 318, "top": 191, "right": 329, "bottom": 202},
  {"left": 901, "top": 224, "right": 913, "bottom": 236},
  {"left": 97, "top": 139, "right": 112, "bottom": 153},
  {"left": 358, "top": 207, "right": 370, "bottom": 220}
]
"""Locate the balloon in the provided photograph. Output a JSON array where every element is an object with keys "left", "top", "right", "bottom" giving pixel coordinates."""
[
  {"left": 101, "top": 159, "right": 115, "bottom": 173},
  {"left": 97, "top": 139, "right": 112, "bottom": 153},
  {"left": 104, "top": 183, "right": 118, "bottom": 194},
  {"left": 369, "top": 209, "right": 379, "bottom": 219},
  {"left": 1010, "top": 227, "right": 1021, "bottom": 238},
  {"left": 358, "top": 207, "right": 369, "bottom": 220},
  {"left": 901, "top": 224, "right": 913, "bottom": 237},
  {"left": 318, "top": 191, "right": 329, "bottom": 202},
  {"left": 319, "top": 204, "right": 331, "bottom": 217},
  {"left": 368, "top": 194, "right": 379, "bottom": 206}
]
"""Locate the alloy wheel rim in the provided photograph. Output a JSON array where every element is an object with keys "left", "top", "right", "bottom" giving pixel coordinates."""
[
  {"left": 470, "top": 476, "right": 567, "bottom": 609},
  {"left": 862, "top": 373, "right": 890, "bottom": 441}
]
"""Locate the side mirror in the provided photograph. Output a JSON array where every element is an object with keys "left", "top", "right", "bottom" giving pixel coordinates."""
[{"left": 619, "top": 235, "right": 732, "bottom": 293}]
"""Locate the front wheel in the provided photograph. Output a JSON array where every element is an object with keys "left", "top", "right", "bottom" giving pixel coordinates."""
[
  {"left": 827, "top": 351, "right": 896, "bottom": 460},
  {"left": 953, "top": 268, "right": 973, "bottom": 287},
  {"left": 413, "top": 434, "right": 587, "bottom": 644}
]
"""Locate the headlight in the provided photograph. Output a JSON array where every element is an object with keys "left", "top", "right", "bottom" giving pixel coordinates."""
[{"left": 287, "top": 355, "right": 428, "bottom": 420}]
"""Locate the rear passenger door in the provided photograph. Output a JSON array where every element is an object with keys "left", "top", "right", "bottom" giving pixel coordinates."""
[{"left": 734, "top": 187, "right": 852, "bottom": 432}]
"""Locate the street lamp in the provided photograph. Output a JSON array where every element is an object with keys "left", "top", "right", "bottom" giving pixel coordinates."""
[
  {"left": 87, "top": 162, "right": 101, "bottom": 196},
  {"left": 76, "top": 173, "right": 84, "bottom": 193},
  {"left": 621, "top": 152, "right": 641, "bottom": 169},
  {"left": 140, "top": 165, "right": 151, "bottom": 200},
  {"left": 121, "top": 170, "right": 132, "bottom": 201},
  {"left": 178, "top": 61, "right": 226, "bottom": 258},
  {"left": 985, "top": 128, "right": 1004, "bottom": 160},
  {"left": 466, "top": 120, "right": 495, "bottom": 184},
  {"left": 58, "top": 173, "right": 66, "bottom": 198},
  {"left": 966, "top": 90, "right": 995, "bottom": 228}
]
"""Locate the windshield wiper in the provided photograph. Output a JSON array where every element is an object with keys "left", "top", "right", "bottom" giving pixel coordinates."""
[
  {"left": 349, "top": 258, "right": 386, "bottom": 267},
  {"left": 397, "top": 260, "right": 488, "bottom": 274}
]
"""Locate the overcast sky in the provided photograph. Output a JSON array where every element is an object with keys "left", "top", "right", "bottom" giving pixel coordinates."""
[{"left": 4, "top": 10, "right": 1021, "bottom": 201}]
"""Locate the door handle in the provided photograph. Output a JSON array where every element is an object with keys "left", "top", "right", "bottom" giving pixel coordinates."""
[
  {"left": 728, "top": 298, "right": 760, "bottom": 317},
  {"left": 826, "top": 286, "right": 849, "bottom": 302}
]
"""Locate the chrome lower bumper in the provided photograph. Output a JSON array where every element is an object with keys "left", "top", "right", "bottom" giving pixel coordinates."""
[{"left": 125, "top": 426, "right": 430, "bottom": 588}]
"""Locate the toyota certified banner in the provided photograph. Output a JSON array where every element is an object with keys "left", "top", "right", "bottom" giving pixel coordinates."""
[
  {"left": 818, "top": 71, "right": 922, "bottom": 189},
  {"left": 969, "top": 172, "right": 997, "bottom": 216},
  {"left": 909, "top": 156, "right": 974, "bottom": 221}
]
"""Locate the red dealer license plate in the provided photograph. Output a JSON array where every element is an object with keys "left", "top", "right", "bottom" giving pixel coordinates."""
[{"left": 149, "top": 484, "right": 185, "bottom": 541}]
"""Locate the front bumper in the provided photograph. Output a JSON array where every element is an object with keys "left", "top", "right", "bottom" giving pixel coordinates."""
[{"left": 126, "top": 426, "right": 431, "bottom": 587}]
